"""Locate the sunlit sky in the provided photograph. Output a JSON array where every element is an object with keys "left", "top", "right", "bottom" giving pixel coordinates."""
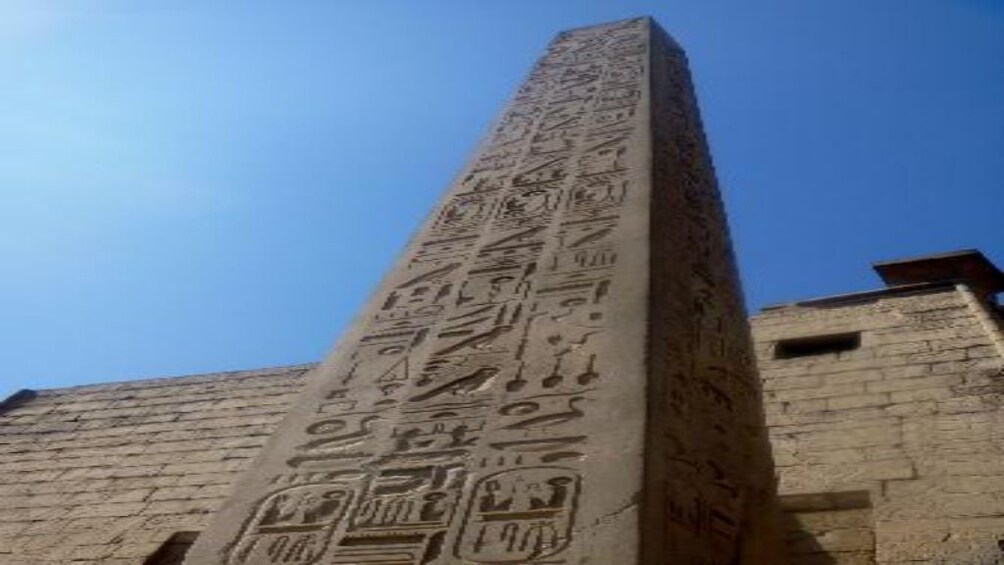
[{"left": 2, "top": 0, "right": 1002, "bottom": 396}]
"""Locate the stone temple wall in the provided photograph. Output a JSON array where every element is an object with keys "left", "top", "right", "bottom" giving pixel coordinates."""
[
  {"left": 1, "top": 268, "right": 1003, "bottom": 564},
  {"left": 0, "top": 365, "right": 310, "bottom": 564},
  {"left": 754, "top": 282, "right": 1004, "bottom": 564}
]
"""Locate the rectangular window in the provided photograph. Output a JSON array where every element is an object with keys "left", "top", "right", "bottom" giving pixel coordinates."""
[{"left": 774, "top": 332, "right": 860, "bottom": 359}]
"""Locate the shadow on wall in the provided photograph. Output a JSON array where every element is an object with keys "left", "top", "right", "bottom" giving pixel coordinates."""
[
  {"left": 778, "top": 491, "right": 875, "bottom": 565},
  {"left": 144, "top": 532, "right": 199, "bottom": 565},
  {"left": 781, "top": 512, "right": 837, "bottom": 565}
]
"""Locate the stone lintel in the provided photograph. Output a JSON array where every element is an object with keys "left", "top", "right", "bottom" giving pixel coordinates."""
[{"left": 873, "top": 249, "right": 1004, "bottom": 300}]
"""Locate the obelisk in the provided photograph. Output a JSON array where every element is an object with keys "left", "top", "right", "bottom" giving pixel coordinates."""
[{"left": 186, "top": 17, "right": 783, "bottom": 564}]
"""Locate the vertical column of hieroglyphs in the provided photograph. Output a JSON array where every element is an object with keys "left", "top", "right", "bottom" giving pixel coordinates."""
[
  {"left": 185, "top": 18, "right": 655, "bottom": 565},
  {"left": 643, "top": 23, "right": 781, "bottom": 563},
  {"left": 448, "top": 19, "right": 649, "bottom": 565}
]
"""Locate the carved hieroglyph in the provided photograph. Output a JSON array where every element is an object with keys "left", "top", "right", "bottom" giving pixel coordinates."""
[{"left": 185, "top": 17, "right": 782, "bottom": 565}]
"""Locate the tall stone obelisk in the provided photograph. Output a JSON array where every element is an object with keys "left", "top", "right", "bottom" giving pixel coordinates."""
[{"left": 186, "top": 17, "right": 783, "bottom": 564}]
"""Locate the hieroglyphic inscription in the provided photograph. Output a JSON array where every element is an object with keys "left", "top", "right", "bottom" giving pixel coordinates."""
[
  {"left": 641, "top": 22, "right": 780, "bottom": 564},
  {"left": 229, "top": 483, "right": 356, "bottom": 564},
  {"left": 213, "top": 20, "right": 650, "bottom": 565},
  {"left": 457, "top": 467, "right": 580, "bottom": 563},
  {"left": 191, "top": 17, "right": 781, "bottom": 565}
]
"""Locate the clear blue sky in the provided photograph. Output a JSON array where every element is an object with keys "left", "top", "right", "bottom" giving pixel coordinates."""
[{"left": 2, "top": 0, "right": 1002, "bottom": 395}]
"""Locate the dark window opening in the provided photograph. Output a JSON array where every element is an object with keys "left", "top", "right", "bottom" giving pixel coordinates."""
[
  {"left": 775, "top": 332, "right": 860, "bottom": 359},
  {"left": 144, "top": 531, "right": 199, "bottom": 565}
]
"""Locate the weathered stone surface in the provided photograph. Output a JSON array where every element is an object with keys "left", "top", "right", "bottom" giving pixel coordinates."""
[
  {"left": 0, "top": 365, "right": 310, "bottom": 564},
  {"left": 756, "top": 252, "right": 1004, "bottom": 564},
  {"left": 3, "top": 255, "right": 1001, "bottom": 564},
  {"left": 185, "top": 17, "right": 782, "bottom": 565}
]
